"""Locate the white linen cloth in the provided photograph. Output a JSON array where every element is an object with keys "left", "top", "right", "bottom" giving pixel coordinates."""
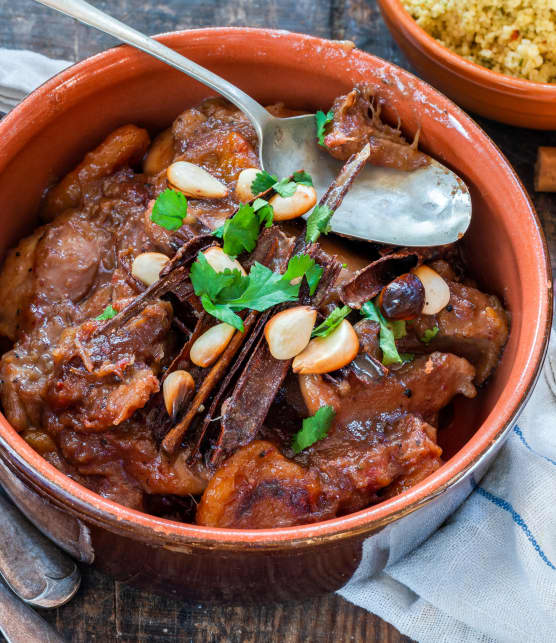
[
  {"left": 0, "top": 48, "right": 70, "bottom": 112},
  {"left": 1, "top": 48, "right": 554, "bottom": 643}
]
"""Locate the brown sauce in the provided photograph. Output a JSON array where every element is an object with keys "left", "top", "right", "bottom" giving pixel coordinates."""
[{"left": 0, "top": 90, "right": 509, "bottom": 528}]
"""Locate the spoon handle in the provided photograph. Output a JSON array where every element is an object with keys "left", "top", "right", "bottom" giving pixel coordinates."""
[
  {"left": 0, "top": 579, "right": 64, "bottom": 643},
  {"left": 34, "top": 0, "right": 271, "bottom": 134},
  {"left": 0, "top": 490, "right": 80, "bottom": 608}
]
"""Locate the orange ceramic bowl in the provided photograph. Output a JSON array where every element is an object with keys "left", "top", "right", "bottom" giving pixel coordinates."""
[
  {"left": 377, "top": 0, "right": 556, "bottom": 129},
  {"left": 0, "top": 28, "right": 551, "bottom": 601}
]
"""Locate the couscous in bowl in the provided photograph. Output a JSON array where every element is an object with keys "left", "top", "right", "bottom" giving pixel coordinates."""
[{"left": 377, "top": 0, "right": 556, "bottom": 128}]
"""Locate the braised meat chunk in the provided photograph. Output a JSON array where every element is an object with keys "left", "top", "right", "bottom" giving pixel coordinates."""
[
  {"left": 323, "top": 87, "right": 429, "bottom": 171},
  {"left": 0, "top": 90, "right": 509, "bottom": 528}
]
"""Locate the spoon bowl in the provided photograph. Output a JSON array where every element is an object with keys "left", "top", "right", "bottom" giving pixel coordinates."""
[
  {"left": 261, "top": 114, "right": 471, "bottom": 245},
  {"left": 36, "top": 0, "right": 471, "bottom": 247}
]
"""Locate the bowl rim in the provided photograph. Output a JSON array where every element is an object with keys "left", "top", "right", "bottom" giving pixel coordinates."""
[
  {"left": 378, "top": 0, "right": 556, "bottom": 94},
  {"left": 0, "top": 27, "right": 552, "bottom": 548}
]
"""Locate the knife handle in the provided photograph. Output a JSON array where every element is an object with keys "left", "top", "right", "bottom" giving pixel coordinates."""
[{"left": 0, "top": 491, "right": 80, "bottom": 608}]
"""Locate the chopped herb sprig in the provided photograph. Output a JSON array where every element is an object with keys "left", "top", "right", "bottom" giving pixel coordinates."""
[
  {"left": 96, "top": 305, "right": 117, "bottom": 321},
  {"left": 151, "top": 188, "right": 187, "bottom": 230},
  {"left": 190, "top": 252, "right": 323, "bottom": 331},
  {"left": 251, "top": 170, "right": 314, "bottom": 200},
  {"left": 311, "top": 306, "right": 351, "bottom": 338},
  {"left": 292, "top": 405, "right": 335, "bottom": 454},
  {"left": 360, "top": 300, "right": 406, "bottom": 366},
  {"left": 315, "top": 110, "right": 334, "bottom": 147}
]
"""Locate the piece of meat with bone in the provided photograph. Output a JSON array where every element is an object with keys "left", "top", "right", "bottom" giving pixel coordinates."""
[
  {"left": 44, "top": 300, "right": 172, "bottom": 433},
  {"left": 323, "top": 87, "right": 429, "bottom": 171},
  {"left": 399, "top": 278, "right": 509, "bottom": 384},
  {"left": 196, "top": 441, "right": 335, "bottom": 528}
]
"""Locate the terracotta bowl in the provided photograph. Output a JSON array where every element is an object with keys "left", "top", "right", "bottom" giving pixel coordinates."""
[
  {"left": 0, "top": 28, "right": 551, "bottom": 602},
  {"left": 377, "top": 0, "right": 556, "bottom": 129}
]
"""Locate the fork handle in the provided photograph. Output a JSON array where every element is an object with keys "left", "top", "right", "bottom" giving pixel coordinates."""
[
  {"left": 0, "top": 580, "right": 64, "bottom": 643},
  {"left": 33, "top": 0, "right": 271, "bottom": 136}
]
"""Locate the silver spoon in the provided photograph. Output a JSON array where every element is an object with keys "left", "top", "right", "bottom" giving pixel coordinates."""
[{"left": 35, "top": 0, "right": 471, "bottom": 247}]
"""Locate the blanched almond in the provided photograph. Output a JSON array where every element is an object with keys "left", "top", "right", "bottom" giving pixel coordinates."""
[
  {"left": 264, "top": 306, "right": 317, "bottom": 360},
  {"left": 412, "top": 265, "right": 451, "bottom": 315},
  {"left": 190, "top": 323, "right": 236, "bottom": 368},
  {"left": 131, "top": 252, "right": 170, "bottom": 286},
  {"left": 202, "top": 246, "right": 246, "bottom": 275},
  {"left": 143, "top": 128, "right": 174, "bottom": 176},
  {"left": 235, "top": 168, "right": 260, "bottom": 202},
  {"left": 269, "top": 185, "right": 317, "bottom": 221},
  {"left": 292, "top": 320, "right": 359, "bottom": 374},
  {"left": 167, "top": 161, "right": 228, "bottom": 199},
  {"left": 163, "top": 370, "right": 195, "bottom": 419}
]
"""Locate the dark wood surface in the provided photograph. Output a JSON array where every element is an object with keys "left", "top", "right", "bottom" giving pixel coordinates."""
[{"left": 1, "top": 0, "right": 555, "bottom": 641}]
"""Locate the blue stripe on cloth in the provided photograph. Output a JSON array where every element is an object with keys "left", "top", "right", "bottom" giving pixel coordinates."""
[
  {"left": 476, "top": 487, "right": 555, "bottom": 571},
  {"left": 513, "top": 425, "right": 556, "bottom": 467}
]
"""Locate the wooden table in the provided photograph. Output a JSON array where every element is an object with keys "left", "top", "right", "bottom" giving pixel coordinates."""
[{"left": 1, "top": 1, "right": 554, "bottom": 641}]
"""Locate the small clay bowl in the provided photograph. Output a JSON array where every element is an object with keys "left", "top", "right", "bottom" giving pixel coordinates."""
[
  {"left": 0, "top": 28, "right": 551, "bottom": 601},
  {"left": 377, "top": 0, "right": 556, "bottom": 129}
]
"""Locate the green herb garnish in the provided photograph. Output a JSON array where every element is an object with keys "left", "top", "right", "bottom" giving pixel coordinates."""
[
  {"left": 360, "top": 300, "right": 403, "bottom": 366},
  {"left": 252, "top": 198, "right": 274, "bottom": 228},
  {"left": 315, "top": 110, "right": 334, "bottom": 147},
  {"left": 220, "top": 200, "right": 275, "bottom": 257},
  {"left": 151, "top": 188, "right": 187, "bottom": 230},
  {"left": 292, "top": 170, "right": 313, "bottom": 186},
  {"left": 311, "top": 305, "right": 352, "bottom": 338},
  {"left": 251, "top": 170, "right": 278, "bottom": 195},
  {"left": 282, "top": 254, "right": 323, "bottom": 296},
  {"left": 96, "top": 305, "right": 117, "bottom": 321},
  {"left": 292, "top": 405, "right": 335, "bottom": 454},
  {"left": 305, "top": 204, "right": 334, "bottom": 243},
  {"left": 421, "top": 326, "right": 440, "bottom": 344},
  {"left": 190, "top": 252, "right": 322, "bottom": 332},
  {"left": 399, "top": 353, "right": 415, "bottom": 363},
  {"left": 251, "top": 170, "right": 314, "bottom": 199},
  {"left": 221, "top": 203, "right": 261, "bottom": 257}
]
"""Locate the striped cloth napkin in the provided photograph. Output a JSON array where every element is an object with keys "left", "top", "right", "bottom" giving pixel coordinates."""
[{"left": 1, "top": 46, "right": 554, "bottom": 643}]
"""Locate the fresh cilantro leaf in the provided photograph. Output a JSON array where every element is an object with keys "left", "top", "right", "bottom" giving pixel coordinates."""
[
  {"left": 305, "top": 204, "right": 334, "bottom": 243},
  {"left": 282, "top": 254, "right": 323, "bottom": 296},
  {"left": 252, "top": 198, "right": 274, "bottom": 228},
  {"left": 306, "top": 263, "right": 324, "bottom": 296},
  {"left": 421, "top": 326, "right": 440, "bottom": 344},
  {"left": 212, "top": 225, "right": 224, "bottom": 238},
  {"left": 227, "top": 262, "right": 298, "bottom": 311},
  {"left": 190, "top": 252, "right": 247, "bottom": 302},
  {"left": 292, "top": 170, "right": 313, "bottom": 186},
  {"left": 151, "top": 188, "right": 187, "bottom": 230},
  {"left": 311, "top": 306, "right": 352, "bottom": 338},
  {"left": 292, "top": 405, "right": 335, "bottom": 454},
  {"left": 251, "top": 170, "right": 277, "bottom": 195},
  {"left": 315, "top": 109, "right": 334, "bottom": 147},
  {"left": 399, "top": 352, "right": 415, "bottom": 363},
  {"left": 390, "top": 320, "right": 407, "bottom": 340},
  {"left": 361, "top": 300, "right": 403, "bottom": 366},
  {"left": 96, "top": 304, "right": 117, "bottom": 321},
  {"left": 273, "top": 177, "right": 298, "bottom": 198},
  {"left": 222, "top": 203, "right": 260, "bottom": 257},
  {"left": 190, "top": 253, "right": 322, "bottom": 327},
  {"left": 200, "top": 295, "right": 244, "bottom": 331}
]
